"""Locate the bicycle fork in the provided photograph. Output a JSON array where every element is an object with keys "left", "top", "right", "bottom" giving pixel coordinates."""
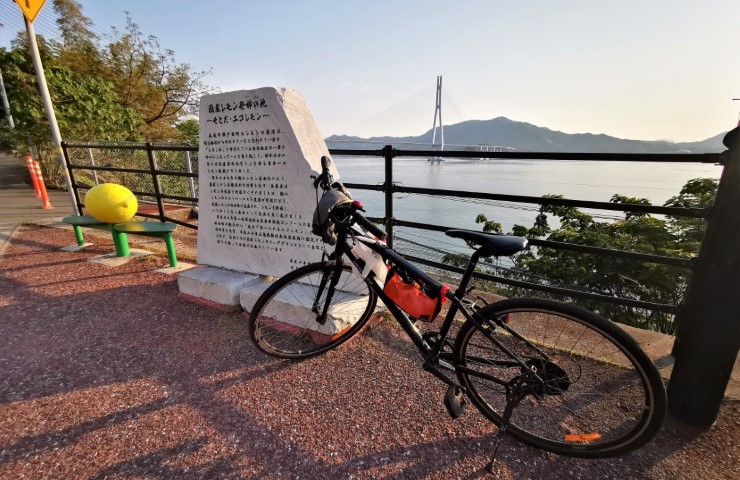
[{"left": 312, "top": 258, "right": 344, "bottom": 325}]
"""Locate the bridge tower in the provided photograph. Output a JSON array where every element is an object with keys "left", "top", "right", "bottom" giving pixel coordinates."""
[{"left": 429, "top": 76, "right": 444, "bottom": 163}]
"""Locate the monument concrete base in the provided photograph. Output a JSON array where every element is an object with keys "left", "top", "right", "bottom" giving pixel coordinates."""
[
  {"left": 243, "top": 279, "right": 370, "bottom": 336},
  {"left": 239, "top": 279, "right": 276, "bottom": 313},
  {"left": 177, "top": 266, "right": 271, "bottom": 308}
]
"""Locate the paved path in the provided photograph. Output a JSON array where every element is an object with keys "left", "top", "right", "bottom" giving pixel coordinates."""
[{"left": 0, "top": 153, "right": 75, "bottom": 256}]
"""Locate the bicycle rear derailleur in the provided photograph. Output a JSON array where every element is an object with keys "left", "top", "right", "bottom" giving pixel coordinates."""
[{"left": 443, "top": 385, "right": 467, "bottom": 419}]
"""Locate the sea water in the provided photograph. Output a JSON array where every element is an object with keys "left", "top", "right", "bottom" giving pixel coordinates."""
[{"left": 333, "top": 155, "right": 721, "bottom": 259}]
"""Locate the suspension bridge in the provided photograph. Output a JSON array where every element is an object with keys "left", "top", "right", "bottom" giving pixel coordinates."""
[{"left": 326, "top": 76, "right": 516, "bottom": 156}]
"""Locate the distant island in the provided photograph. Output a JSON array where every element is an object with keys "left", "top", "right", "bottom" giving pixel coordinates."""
[{"left": 326, "top": 116, "right": 726, "bottom": 154}]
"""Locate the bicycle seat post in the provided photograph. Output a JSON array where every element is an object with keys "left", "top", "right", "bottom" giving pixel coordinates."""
[
  {"left": 433, "top": 247, "right": 489, "bottom": 359},
  {"left": 454, "top": 248, "right": 489, "bottom": 299}
]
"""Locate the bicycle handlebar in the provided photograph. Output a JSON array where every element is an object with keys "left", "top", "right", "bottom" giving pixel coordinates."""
[{"left": 314, "top": 155, "right": 334, "bottom": 190}]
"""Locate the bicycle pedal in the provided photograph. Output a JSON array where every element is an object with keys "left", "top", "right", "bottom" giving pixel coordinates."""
[{"left": 444, "top": 385, "right": 467, "bottom": 419}]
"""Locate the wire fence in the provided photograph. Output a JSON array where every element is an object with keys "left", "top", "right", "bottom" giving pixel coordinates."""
[
  {"left": 64, "top": 142, "right": 199, "bottom": 204},
  {"left": 62, "top": 141, "right": 198, "bottom": 228}
]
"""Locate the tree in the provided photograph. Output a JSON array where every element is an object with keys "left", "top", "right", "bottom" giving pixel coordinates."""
[
  {"left": 176, "top": 118, "right": 199, "bottom": 145},
  {"left": 0, "top": 45, "right": 143, "bottom": 180},
  {"left": 459, "top": 178, "right": 717, "bottom": 334},
  {"left": 105, "top": 15, "right": 213, "bottom": 140},
  {"left": 51, "top": 0, "right": 105, "bottom": 77},
  {"left": 0, "top": 2, "right": 213, "bottom": 182},
  {"left": 663, "top": 178, "right": 718, "bottom": 254}
]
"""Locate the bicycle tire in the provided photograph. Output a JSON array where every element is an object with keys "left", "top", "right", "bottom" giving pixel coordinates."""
[
  {"left": 453, "top": 297, "right": 666, "bottom": 458},
  {"left": 249, "top": 262, "right": 378, "bottom": 359}
]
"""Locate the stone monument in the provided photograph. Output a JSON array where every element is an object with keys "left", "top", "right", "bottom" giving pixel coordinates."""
[
  {"left": 178, "top": 87, "right": 340, "bottom": 309},
  {"left": 198, "top": 87, "right": 338, "bottom": 275}
]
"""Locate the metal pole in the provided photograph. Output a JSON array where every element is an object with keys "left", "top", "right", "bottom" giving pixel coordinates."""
[
  {"left": 0, "top": 67, "right": 15, "bottom": 129},
  {"left": 382, "top": 145, "right": 395, "bottom": 248},
  {"left": 24, "top": 18, "right": 79, "bottom": 215},
  {"left": 86, "top": 148, "right": 99, "bottom": 184},
  {"left": 61, "top": 142, "right": 84, "bottom": 214},
  {"left": 146, "top": 143, "right": 166, "bottom": 222},
  {"left": 185, "top": 151, "right": 196, "bottom": 198},
  {"left": 667, "top": 126, "right": 740, "bottom": 426}
]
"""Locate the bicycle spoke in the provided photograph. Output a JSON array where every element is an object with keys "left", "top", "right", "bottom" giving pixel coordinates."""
[
  {"left": 250, "top": 263, "right": 377, "bottom": 358},
  {"left": 455, "top": 298, "right": 664, "bottom": 457}
]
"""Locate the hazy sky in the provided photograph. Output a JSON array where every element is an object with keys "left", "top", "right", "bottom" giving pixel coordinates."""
[{"left": 1, "top": 0, "right": 738, "bottom": 142}]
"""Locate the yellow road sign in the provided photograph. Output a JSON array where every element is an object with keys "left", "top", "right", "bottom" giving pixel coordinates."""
[{"left": 16, "top": 0, "right": 47, "bottom": 23}]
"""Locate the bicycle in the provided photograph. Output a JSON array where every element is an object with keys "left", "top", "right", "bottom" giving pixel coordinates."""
[{"left": 248, "top": 156, "right": 667, "bottom": 462}]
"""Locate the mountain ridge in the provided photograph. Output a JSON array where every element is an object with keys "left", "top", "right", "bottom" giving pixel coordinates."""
[{"left": 326, "top": 117, "right": 727, "bottom": 153}]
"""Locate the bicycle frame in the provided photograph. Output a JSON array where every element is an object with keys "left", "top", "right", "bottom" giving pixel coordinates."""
[{"left": 329, "top": 227, "right": 543, "bottom": 392}]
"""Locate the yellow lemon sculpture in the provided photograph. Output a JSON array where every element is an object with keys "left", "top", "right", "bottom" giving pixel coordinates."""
[{"left": 85, "top": 183, "right": 138, "bottom": 223}]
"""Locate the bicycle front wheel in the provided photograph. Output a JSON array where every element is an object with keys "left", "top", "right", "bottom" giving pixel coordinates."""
[
  {"left": 249, "top": 262, "right": 377, "bottom": 359},
  {"left": 454, "top": 297, "right": 666, "bottom": 458}
]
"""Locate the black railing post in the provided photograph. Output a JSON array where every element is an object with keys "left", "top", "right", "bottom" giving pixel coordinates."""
[
  {"left": 60, "top": 141, "right": 82, "bottom": 215},
  {"left": 382, "top": 145, "right": 396, "bottom": 247},
  {"left": 146, "top": 143, "right": 166, "bottom": 222},
  {"left": 668, "top": 126, "right": 740, "bottom": 426}
]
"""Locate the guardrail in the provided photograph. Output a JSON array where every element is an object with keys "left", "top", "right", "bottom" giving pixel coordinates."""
[
  {"left": 337, "top": 146, "right": 715, "bottom": 316},
  {"left": 61, "top": 127, "right": 740, "bottom": 427},
  {"left": 62, "top": 142, "right": 198, "bottom": 230}
]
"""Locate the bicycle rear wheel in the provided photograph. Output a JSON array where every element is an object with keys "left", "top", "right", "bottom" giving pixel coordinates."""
[
  {"left": 249, "top": 262, "right": 377, "bottom": 359},
  {"left": 454, "top": 297, "right": 666, "bottom": 458}
]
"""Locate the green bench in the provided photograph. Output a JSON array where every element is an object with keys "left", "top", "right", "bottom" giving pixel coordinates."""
[
  {"left": 62, "top": 215, "right": 178, "bottom": 267},
  {"left": 62, "top": 215, "right": 130, "bottom": 257},
  {"left": 113, "top": 221, "right": 178, "bottom": 267}
]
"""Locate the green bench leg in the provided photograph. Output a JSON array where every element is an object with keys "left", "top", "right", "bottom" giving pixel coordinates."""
[
  {"left": 73, "top": 226, "right": 85, "bottom": 246},
  {"left": 164, "top": 232, "right": 178, "bottom": 267},
  {"left": 111, "top": 228, "right": 130, "bottom": 257}
]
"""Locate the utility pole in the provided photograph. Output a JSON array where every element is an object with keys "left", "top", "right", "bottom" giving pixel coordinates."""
[
  {"left": 0, "top": 22, "right": 14, "bottom": 130},
  {"left": 24, "top": 17, "right": 79, "bottom": 214},
  {"left": 0, "top": 66, "right": 14, "bottom": 130}
]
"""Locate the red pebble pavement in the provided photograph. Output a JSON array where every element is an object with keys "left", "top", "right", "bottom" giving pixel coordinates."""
[{"left": 1, "top": 226, "right": 738, "bottom": 479}]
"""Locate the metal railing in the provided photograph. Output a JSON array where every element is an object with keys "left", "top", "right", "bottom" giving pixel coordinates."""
[
  {"left": 61, "top": 140, "right": 716, "bottom": 317},
  {"left": 61, "top": 129, "right": 740, "bottom": 426},
  {"left": 335, "top": 145, "right": 718, "bottom": 318},
  {"left": 62, "top": 141, "right": 198, "bottom": 230}
]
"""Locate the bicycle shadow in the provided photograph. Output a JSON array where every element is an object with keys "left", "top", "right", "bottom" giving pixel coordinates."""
[{"left": 278, "top": 317, "right": 723, "bottom": 479}]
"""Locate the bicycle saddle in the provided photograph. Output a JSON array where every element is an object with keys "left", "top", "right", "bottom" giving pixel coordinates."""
[{"left": 445, "top": 229, "right": 528, "bottom": 257}]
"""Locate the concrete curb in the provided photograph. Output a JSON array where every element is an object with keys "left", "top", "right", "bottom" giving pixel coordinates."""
[{"left": 0, "top": 222, "right": 19, "bottom": 259}]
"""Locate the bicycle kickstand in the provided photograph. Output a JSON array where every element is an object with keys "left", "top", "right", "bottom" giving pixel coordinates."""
[{"left": 485, "top": 382, "right": 525, "bottom": 473}]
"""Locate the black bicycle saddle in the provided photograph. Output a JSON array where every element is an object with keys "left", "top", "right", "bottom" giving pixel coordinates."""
[{"left": 445, "top": 229, "right": 528, "bottom": 257}]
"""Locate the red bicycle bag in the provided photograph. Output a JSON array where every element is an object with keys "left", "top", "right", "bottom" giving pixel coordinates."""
[{"left": 383, "top": 268, "right": 449, "bottom": 322}]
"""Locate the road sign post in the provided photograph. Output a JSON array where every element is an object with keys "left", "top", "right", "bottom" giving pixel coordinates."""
[
  {"left": 17, "top": 0, "right": 47, "bottom": 23},
  {"left": 18, "top": 1, "right": 79, "bottom": 214}
]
